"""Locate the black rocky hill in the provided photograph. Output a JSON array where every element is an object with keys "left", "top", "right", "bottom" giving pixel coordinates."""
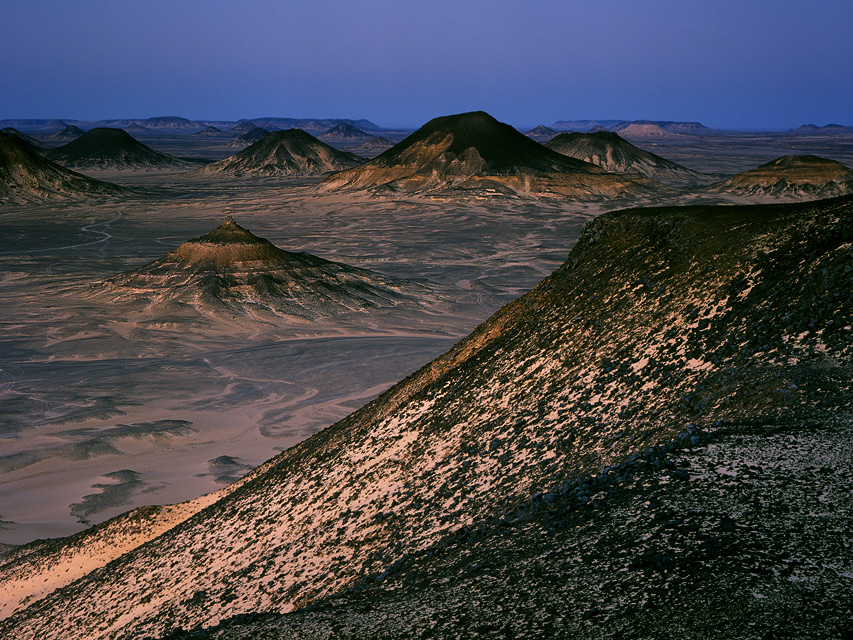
[
  {"left": 319, "top": 110, "right": 658, "bottom": 198},
  {"left": 547, "top": 130, "right": 706, "bottom": 184},
  {"left": 100, "top": 216, "right": 421, "bottom": 319},
  {"left": 2, "top": 196, "right": 850, "bottom": 640},
  {"left": 197, "top": 130, "right": 363, "bottom": 177},
  {"left": 45, "top": 127, "right": 189, "bottom": 169},
  {"left": 0, "top": 131, "right": 126, "bottom": 200}
]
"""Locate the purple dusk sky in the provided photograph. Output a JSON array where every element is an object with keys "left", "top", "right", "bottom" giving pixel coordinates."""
[{"left": 3, "top": 0, "right": 851, "bottom": 130}]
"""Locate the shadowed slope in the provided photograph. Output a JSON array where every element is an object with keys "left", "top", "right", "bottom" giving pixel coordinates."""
[
  {"left": 100, "top": 216, "right": 424, "bottom": 319},
  {"left": 45, "top": 127, "right": 188, "bottom": 170},
  {"left": 710, "top": 155, "right": 853, "bottom": 199},
  {"left": 0, "top": 132, "right": 126, "bottom": 200},
  {"left": 547, "top": 131, "right": 706, "bottom": 185},
  {"left": 320, "top": 111, "right": 657, "bottom": 198},
  {"left": 196, "top": 130, "right": 363, "bottom": 177},
  {"left": 2, "top": 196, "right": 850, "bottom": 639}
]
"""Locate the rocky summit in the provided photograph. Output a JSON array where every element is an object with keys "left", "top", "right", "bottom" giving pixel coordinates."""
[
  {"left": 196, "top": 130, "right": 363, "bottom": 176},
  {"left": 44, "top": 127, "right": 188, "bottom": 170},
  {"left": 710, "top": 154, "right": 853, "bottom": 199},
  {"left": 319, "top": 110, "right": 658, "bottom": 199},
  {"left": 99, "top": 216, "right": 423, "bottom": 320},
  {"left": 547, "top": 131, "right": 706, "bottom": 185},
  {"left": 1, "top": 195, "right": 850, "bottom": 639},
  {"left": 0, "top": 131, "right": 125, "bottom": 200}
]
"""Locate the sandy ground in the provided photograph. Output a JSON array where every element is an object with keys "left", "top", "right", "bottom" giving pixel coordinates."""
[{"left": 2, "top": 131, "right": 851, "bottom": 545}]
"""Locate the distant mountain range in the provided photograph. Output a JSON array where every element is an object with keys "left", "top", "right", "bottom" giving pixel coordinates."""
[
  {"left": 551, "top": 120, "right": 716, "bottom": 134},
  {"left": 0, "top": 117, "right": 383, "bottom": 135}
]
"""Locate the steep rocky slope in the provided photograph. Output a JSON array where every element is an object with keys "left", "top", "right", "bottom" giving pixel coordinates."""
[
  {"left": 710, "top": 154, "right": 853, "bottom": 199},
  {"left": 319, "top": 111, "right": 657, "bottom": 198},
  {"left": 1, "top": 196, "right": 850, "bottom": 639},
  {"left": 547, "top": 131, "right": 706, "bottom": 185},
  {"left": 45, "top": 127, "right": 189, "bottom": 170},
  {"left": 99, "top": 216, "right": 425, "bottom": 319},
  {"left": 0, "top": 131, "right": 125, "bottom": 200},
  {"left": 196, "top": 130, "right": 363, "bottom": 176}
]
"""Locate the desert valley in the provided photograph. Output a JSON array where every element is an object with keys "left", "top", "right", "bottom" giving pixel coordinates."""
[{"left": 0, "top": 112, "right": 851, "bottom": 639}]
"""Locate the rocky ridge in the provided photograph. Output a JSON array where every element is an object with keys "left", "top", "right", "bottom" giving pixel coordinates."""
[{"left": 1, "top": 195, "right": 850, "bottom": 639}]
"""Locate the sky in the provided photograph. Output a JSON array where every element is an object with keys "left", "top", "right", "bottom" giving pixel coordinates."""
[{"left": 3, "top": 0, "right": 852, "bottom": 130}]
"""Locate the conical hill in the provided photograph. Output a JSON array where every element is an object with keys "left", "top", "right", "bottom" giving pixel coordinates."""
[
  {"left": 0, "top": 131, "right": 125, "bottom": 200},
  {"left": 547, "top": 131, "right": 705, "bottom": 184},
  {"left": 45, "top": 127, "right": 189, "bottom": 169},
  {"left": 101, "top": 216, "right": 422, "bottom": 319},
  {"left": 320, "top": 110, "right": 657, "bottom": 198},
  {"left": 196, "top": 130, "right": 363, "bottom": 177}
]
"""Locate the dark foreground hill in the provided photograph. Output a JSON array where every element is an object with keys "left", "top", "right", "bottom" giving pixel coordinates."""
[
  {"left": 320, "top": 110, "right": 657, "bottom": 198},
  {"left": 710, "top": 154, "right": 853, "bottom": 199},
  {"left": 547, "top": 131, "right": 706, "bottom": 185},
  {"left": 1, "top": 196, "right": 850, "bottom": 639},
  {"left": 98, "top": 216, "right": 423, "bottom": 320},
  {"left": 196, "top": 130, "right": 363, "bottom": 177},
  {"left": 0, "top": 131, "right": 125, "bottom": 200},
  {"left": 45, "top": 127, "right": 190, "bottom": 170}
]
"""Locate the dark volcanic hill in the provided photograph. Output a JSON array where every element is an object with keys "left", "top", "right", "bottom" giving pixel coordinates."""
[
  {"left": 45, "top": 127, "right": 189, "bottom": 170},
  {"left": 99, "top": 216, "right": 420, "bottom": 319},
  {"left": 710, "top": 155, "right": 853, "bottom": 199},
  {"left": 320, "top": 110, "right": 656, "bottom": 198},
  {"left": 2, "top": 196, "right": 850, "bottom": 639},
  {"left": 0, "top": 131, "right": 125, "bottom": 200},
  {"left": 547, "top": 131, "right": 706, "bottom": 184},
  {"left": 1, "top": 128, "right": 44, "bottom": 150},
  {"left": 197, "top": 130, "right": 363, "bottom": 177},
  {"left": 194, "top": 125, "right": 225, "bottom": 136},
  {"left": 229, "top": 126, "right": 270, "bottom": 147}
]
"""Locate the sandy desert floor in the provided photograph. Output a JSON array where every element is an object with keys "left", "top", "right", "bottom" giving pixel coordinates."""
[{"left": 1, "top": 131, "right": 850, "bottom": 544}]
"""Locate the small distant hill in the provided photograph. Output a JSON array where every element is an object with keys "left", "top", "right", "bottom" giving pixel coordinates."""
[
  {"left": 610, "top": 123, "right": 691, "bottom": 139},
  {"left": 0, "top": 131, "right": 125, "bottom": 200},
  {"left": 195, "top": 130, "right": 363, "bottom": 177},
  {"left": 248, "top": 118, "right": 382, "bottom": 133},
  {"left": 318, "top": 123, "right": 373, "bottom": 142},
  {"left": 546, "top": 131, "right": 705, "bottom": 184},
  {"left": 45, "top": 127, "right": 190, "bottom": 170},
  {"left": 44, "top": 125, "right": 85, "bottom": 142},
  {"left": 551, "top": 119, "right": 624, "bottom": 131},
  {"left": 194, "top": 125, "right": 225, "bottom": 136},
  {"left": 524, "top": 125, "right": 559, "bottom": 142},
  {"left": 709, "top": 155, "right": 853, "bottom": 199},
  {"left": 320, "top": 110, "right": 657, "bottom": 199},
  {"left": 101, "top": 216, "right": 425, "bottom": 320}
]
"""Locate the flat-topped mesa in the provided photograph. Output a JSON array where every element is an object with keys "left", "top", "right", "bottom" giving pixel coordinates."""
[{"left": 710, "top": 154, "right": 853, "bottom": 199}]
